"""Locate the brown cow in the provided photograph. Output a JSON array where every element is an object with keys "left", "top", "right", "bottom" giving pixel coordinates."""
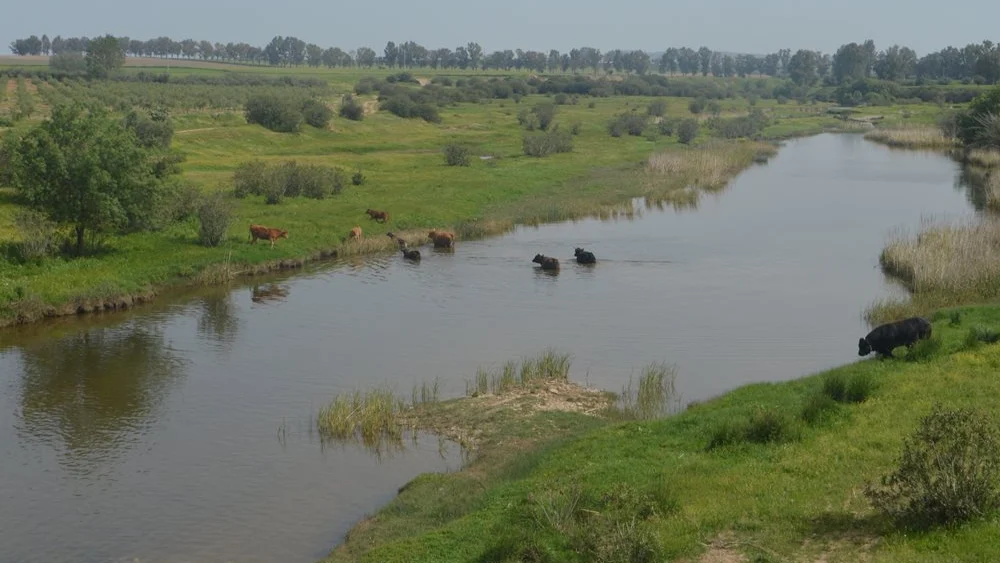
[
  {"left": 532, "top": 254, "right": 560, "bottom": 271},
  {"left": 428, "top": 230, "right": 455, "bottom": 249},
  {"left": 248, "top": 224, "right": 288, "bottom": 248},
  {"left": 366, "top": 209, "right": 390, "bottom": 223},
  {"left": 348, "top": 226, "right": 363, "bottom": 241}
]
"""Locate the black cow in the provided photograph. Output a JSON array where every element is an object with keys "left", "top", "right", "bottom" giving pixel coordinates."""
[
  {"left": 387, "top": 232, "right": 421, "bottom": 261},
  {"left": 532, "top": 254, "right": 560, "bottom": 271},
  {"left": 574, "top": 247, "right": 597, "bottom": 264},
  {"left": 858, "top": 317, "right": 932, "bottom": 358}
]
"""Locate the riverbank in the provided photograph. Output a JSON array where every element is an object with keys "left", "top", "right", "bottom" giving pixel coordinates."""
[
  {"left": 0, "top": 103, "right": 787, "bottom": 330},
  {"left": 322, "top": 304, "right": 1000, "bottom": 562}
]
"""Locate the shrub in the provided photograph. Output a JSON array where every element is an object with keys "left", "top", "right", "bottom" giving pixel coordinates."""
[
  {"left": 689, "top": 96, "right": 707, "bottom": 114},
  {"left": 244, "top": 94, "right": 303, "bottom": 133},
  {"left": 161, "top": 182, "right": 203, "bottom": 223},
  {"left": 123, "top": 110, "right": 174, "bottom": 150},
  {"left": 964, "top": 326, "right": 1000, "bottom": 349},
  {"left": 657, "top": 118, "right": 676, "bottom": 137},
  {"left": 707, "top": 406, "right": 798, "bottom": 449},
  {"left": 197, "top": 193, "right": 233, "bottom": 247},
  {"left": 647, "top": 100, "right": 667, "bottom": 117},
  {"left": 570, "top": 122, "right": 582, "bottom": 135},
  {"left": 523, "top": 129, "right": 574, "bottom": 157},
  {"left": 608, "top": 113, "right": 648, "bottom": 137},
  {"left": 232, "top": 160, "right": 269, "bottom": 198},
  {"left": 519, "top": 102, "right": 556, "bottom": 131},
  {"left": 553, "top": 93, "right": 569, "bottom": 105},
  {"left": 865, "top": 405, "right": 1000, "bottom": 530},
  {"left": 301, "top": 99, "right": 333, "bottom": 129},
  {"left": 821, "top": 371, "right": 877, "bottom": 403},
  {"left": 13, "top": 209, "right": 58, "bottom": 261},
  {"left": 800, "top": 394, "right": 840, "bottom": 426},
  {"left": 443, "top": 144, "right": 471, "bottom": 166},
  {"left": 351, "top": 170, "right": 366, "bottom": 186},
  {"left": 677, "top": 118, "right": 699, "bottom": 144},
  {"left": 709, "top": 109, "right": 769, "bottom": 139},
  {"left": 49, "top": 51, "right": 87, "bottom": 73},
  {"left": 588, "top": 101, "right": 597, "bottom": 109},
  {"left": 338, "top": 94, "right": 364, "bottom": 121}
]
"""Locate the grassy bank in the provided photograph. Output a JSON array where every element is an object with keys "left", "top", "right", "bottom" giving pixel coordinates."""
[
  {"left": 322, "top": 305, "right": 1000, "bottom": 562},
  {"left": 2, "top": 65, "right": 870, "bottom": 328}
]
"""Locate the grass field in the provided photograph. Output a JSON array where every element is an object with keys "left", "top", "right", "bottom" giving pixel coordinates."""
[
  {"left": 0, "top": 61, "right": 956, "bottom": 327},
  {"left": 323, "top": 304, "right": 1000, "bottom": 562}
]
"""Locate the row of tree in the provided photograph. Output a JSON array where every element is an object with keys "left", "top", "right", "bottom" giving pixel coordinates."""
[{"left": 8, "top": 34, "right": 1000, "bottom": 84}]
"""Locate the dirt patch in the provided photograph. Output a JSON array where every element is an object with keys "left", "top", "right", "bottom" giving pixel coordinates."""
[
  {"left": 416, "top": 77, "right": 430, "bottom": 86},
  {"left": 696, "top": 534, "right": 747, "bottom": 563},
  {"left": 362, "top": 99, "right": 379, "bottom": 115}
]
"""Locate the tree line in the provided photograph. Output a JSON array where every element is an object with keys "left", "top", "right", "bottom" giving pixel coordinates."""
[{"left": 7, "top": 33, "right": 1000, "bottom": 84}]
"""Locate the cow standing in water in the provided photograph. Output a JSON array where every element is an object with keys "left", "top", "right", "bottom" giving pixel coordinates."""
[
  {"left": 248, "top": 224, "right": 288, "bottom": 248},
  {"left": 858, "top": 317, "right": 933, "bottom": 358},
  {"left": 532, "top": 254, "right": 560, "bottom": 271},
  {"left": 428, "top": 230, "right": 455, "bottom": 249}
]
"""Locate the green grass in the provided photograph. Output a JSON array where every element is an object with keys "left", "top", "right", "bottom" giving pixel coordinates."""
[
  {"left": 0, "top": 71, "right": 858, "bottom": 327},
  {"left": 321, "top": 304, "right": 1000, "bottom": 562}
]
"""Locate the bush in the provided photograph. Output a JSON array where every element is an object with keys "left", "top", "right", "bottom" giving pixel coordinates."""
[
  {"left": 443, "top": 144, "right": 471, "bottom": 166},
  {"left": 657, "top": 118, "right": 676, "bottom": 137},
  {"left": 553, "top": 93, "right": 569, "bottom": 105},
  {"left": 13, "top": 209, "right": 58, "bottom": 261},
  {"left": 161, "top": 182, "right": 203, "bottom": 223},
  {"left": 522, "top": 129, "right": 574, "bottom": 157},
  {"left": 123, "top": 110, "right": 174, "bottom": 150},
  {"left": 865, "top": 405, "right": 1000, "bottom": 529},
  {"left": 570, "top": 122, "right": 582, "bottom": 135},
  {"left": 351, "top": 170, "right": 366, "bottom": 186},
  {"left": 677, "top": 118, "right": 699, "bottom": 144},
  {"left": 708, "top": 406, "right": 798, "bottom": 449},
  {"left": 689, "top": 96, "right": 707, "bottom": 114},
  {"left": 647, "top": 100, "right": 667, "bottom": 117},
  {"left": 608, "top": 113, "right": 648, "bottom": 137},
  {"left": 709, "top": 109, "right": 769, "bottom": 139},
  {"left": 197, "top": 193, "right": 233, "bottom": 247},
  {"left": 232, "top": 160, "right": 269, "bottom": 198},
  {"left": 301, "top": 99, "right": 332, "bottom": 129},
  {"left": 49, "top": 51, "right": 87, "bottom": 74},
  {"left": 964, "top": 326, "right": 1000, "bottom": 349},
  {"left": 244, "top": 94, "right": 303, "bottom": 133},
  {"left": 338, "top": 94, "right": 364, "bottom": 121},
  {"left": 821, "top": 372, "right": 876, "bottom": 403},
  {"left": 800, "top": 394, "right": 840, "bottom": 426},
  {"left": 519, "top": 102, "right": 556, "bottom": 131}
]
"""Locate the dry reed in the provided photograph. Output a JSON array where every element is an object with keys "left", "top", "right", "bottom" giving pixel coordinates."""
[
  {"left": 644, "top": 141, "right": 777, "bottom": 206},
  {"left": 966, "top": 149, "right": 1000, "bottom": 169},
  {"left": 864, "top": 127, "right": 956, "bottom": 150}
]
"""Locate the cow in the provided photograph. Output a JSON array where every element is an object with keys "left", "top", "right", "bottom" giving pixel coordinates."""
[
  {"left": 532, "top": 254, "right": 560, "bottom": 271},
  {"left": 366, "top": 209, "right": 390, "bottom": 223},
  {"left": 574, "top": 247, "right": 597, "bottom": 264},
  {"left": 248, "top": 224, "right": 288, "bottom": 248},
  {"left": 858, "top": 316, "right": 933, "bottom": 358},
  {"left": 348, "top": 226, "right": 363, "bottom": 241},
  {"left": 428, "top": 230, "right": 455, "bottom": 249},
  {"left": 387, "top": 232, "right": 421, "bottom": 261}
]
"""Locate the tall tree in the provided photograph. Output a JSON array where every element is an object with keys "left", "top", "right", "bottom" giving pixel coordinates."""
[
  {"left": 467, "top": 42, "right": 483, "bottom": 70},
  {"left": 85, "top": 34, "right": 125, "bottom": 78},
  {"left": 41, "top": 34, "right": 50, "bottom": 55},
  {"left": 383, "top": 41, "right": 398, "bottom": 67},
  {"left": 787, "top": 49, "right": 820, "bottom": 86},
  {"left": 874, "top": 45, "right": 917, "bottom": 80},
  {"left": 356, "top": 47, "right": 376, "bottom": 67},
  {"left": 306, "top": 43, "right": 323, "bottom": 67},
  {"left": 6, "top": 105, "right": 174, "bottom": 254},
  {"left": 698, "top": 47, "right": 713, "bottom": 76},
  {"left": 832, "top": 42, "right": 868, "bottom": 83}
]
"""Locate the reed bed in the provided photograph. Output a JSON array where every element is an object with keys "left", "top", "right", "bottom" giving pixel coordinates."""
[
  {"left": 644, "top": 141, "right": 777, "bottom": 205},
  {"left": 316, "top": 385, "right": 410, "bottom": 448},
  {"left": 966, "top": 149, "right": 1000, "bottom": 169},
  {"left": 611, "top": 362, "right": 679, "bottom": 420},
  {"left": 864, "top": 126, "right": 957, "bottom": 150},
  {"left": 465, "top": 349, "right": 572, "bottom": 397}
]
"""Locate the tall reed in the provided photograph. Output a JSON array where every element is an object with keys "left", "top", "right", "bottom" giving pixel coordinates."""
[{"left": 864, "top": 127, "right": 956, "bottom": 150}]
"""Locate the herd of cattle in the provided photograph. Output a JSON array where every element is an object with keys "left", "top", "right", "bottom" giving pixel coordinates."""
[
  {"left": 251, "top": 210, "right": 933, "bottom": 360},
  {"left": 247, "top": 208, "right": 600, "bottom": 269}
]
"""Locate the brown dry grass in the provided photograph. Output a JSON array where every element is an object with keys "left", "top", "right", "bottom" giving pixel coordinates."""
[
  {"left": 644, "top": 141, "right": 777, "bottom": 205},
  {"left": 966, "top": 149, "right": 1000, "bottom": 169},
  {"left": 864, "top": 126, "right": 956, "bottom": 150}
]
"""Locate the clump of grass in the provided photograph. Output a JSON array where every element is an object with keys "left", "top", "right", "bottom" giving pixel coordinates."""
[
  {"left": 865, "top": 404, "right": 1000, "bottom": 530},
  {"left": 411, "top": 378, "right": 441, "bottom": 406},
  {"left": 822, "top": 371, "right": 877, "bottom": 403},
  {"left": 466, "top": 349, "right": 572, "bottom": 397},
  {"left": 316, "top": 385, "right": 409, "bottom": 448},
  {"left": 800, "top": 394, "right": 841, "bottom": 426},
  {"left": 964, "top": 326, "right": 1000, "bottom": 349},
  {"left": 707, "top": 406, "right": 799, "bottom": 450},
  {"left": 612, "top": 362, "right": 679, "bottom": 420},
  {"left": 645, "top": 141, "right": 777, "bottom": 195},
  {"left": 864, "top": 126, "right": 956, "bottom": 149},
  {"left": 965, "top": 149, "right": 1000, "bottom": 169},
  {"left": 904, "top": 336, "right": 942, "bottom": 362},
  {"left": 879, "top": 219, "right": 1000, "bottom": 296},
  {"left": 443, "top": 143, "right": 471, "bottom": 166}
]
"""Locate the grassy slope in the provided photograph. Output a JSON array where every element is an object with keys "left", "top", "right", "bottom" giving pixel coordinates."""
[{"left": 325, "top": 304, "right": 1000, "bottom": 563}]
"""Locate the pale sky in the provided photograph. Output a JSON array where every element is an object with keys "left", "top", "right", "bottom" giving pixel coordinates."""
[{"left": 3, "top": 0, "right": 998, "bottom": 57}]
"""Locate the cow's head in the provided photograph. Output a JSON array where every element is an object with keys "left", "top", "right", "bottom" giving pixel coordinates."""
[
  {"left": 858, "top": 338, "right": 872, "bottom": 357},
  {"left": 532, "top": 254, "right": 545, "bottom": 264},
  {"left": 574, "top": 248, "right": 585, "bottom": 256}
]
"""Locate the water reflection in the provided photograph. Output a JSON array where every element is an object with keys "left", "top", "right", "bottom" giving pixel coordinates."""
[
  {"left": 16, "top": 322, "right": 185, "bottom": 474},
  {"left": 955, "top": 164, "right": 993, "bottom": 212},
  {"left": 197, "top": 289, "right": 242, "bottom": 345},
  {"left": 250, "top": 282, "right": 290, "bottom": 305}
]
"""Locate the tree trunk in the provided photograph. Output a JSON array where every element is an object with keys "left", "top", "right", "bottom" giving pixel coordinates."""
[{"left": 76, "top": 225, "right": 85, "bottom": 255}]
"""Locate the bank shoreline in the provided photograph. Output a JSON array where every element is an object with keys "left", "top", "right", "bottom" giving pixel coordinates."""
[{"left": 0, "top": 135, "right": 790, "bottom": 331}]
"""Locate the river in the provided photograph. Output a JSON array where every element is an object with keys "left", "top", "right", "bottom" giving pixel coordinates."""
[{"left": 0, "top": 133, "right": 981, "bottom": 563}]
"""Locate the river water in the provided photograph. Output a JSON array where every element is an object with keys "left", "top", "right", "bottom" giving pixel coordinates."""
[{"left": 0, "top": 134, "right": 980, "bottom": 563}]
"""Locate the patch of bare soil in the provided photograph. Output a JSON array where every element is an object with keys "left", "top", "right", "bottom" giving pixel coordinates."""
[
  {"left": 696, "top": 534, "right": 747, "bottom": 563},
  {"left": 362, "top": 99, "right": 379, "bottom": 115}
]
